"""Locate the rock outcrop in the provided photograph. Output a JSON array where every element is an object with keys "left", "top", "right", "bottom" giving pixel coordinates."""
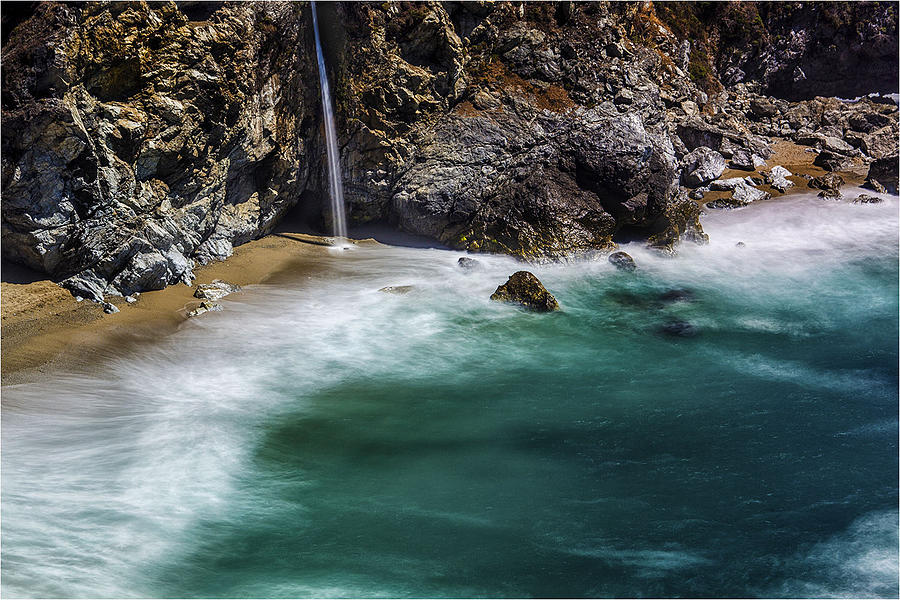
[
  {"left": 2, "top": 2, "right": 318, "bottom": 300},
  {"left": 490, "top": 270, "right": 560, "bottom": 312}
]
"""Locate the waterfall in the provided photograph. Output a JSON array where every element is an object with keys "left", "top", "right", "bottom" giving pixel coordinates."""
[{"left": 311, "top": 1, "right": 348, "bottom": 243}]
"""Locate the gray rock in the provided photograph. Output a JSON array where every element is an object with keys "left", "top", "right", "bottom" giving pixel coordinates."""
[
  {"left": 682, "top": 147, "right": 726, "bottom": 187},
  {"left": 194, "top": 279, "right": 241, "bottom": 301},
  {"left": 731, "top": 181, "right": 770, "bottom": 205},
  {"left": 730, "top": 149, "right": 766, "bottom": 171},
  {"left": 813, "top": 151, "right": 855, "bottom": 172},
  {"left": 765, "top": 165, "right": 794, "bottom": 192},
  {"left": 102, "top": 302, "right": 119, "bottom": 314},
  {"left": 457, "top": 257, "right": 481, "bottom": 270},
  {"left": 608, "top": 251, "right": 637, "bottom": 272}
]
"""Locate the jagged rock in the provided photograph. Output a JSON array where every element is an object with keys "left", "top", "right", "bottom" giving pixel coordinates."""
[
  {"left": 809, "top": 173, "right": 845, "bottom": 192},
  {"left": 749, "top": 98, "right": 778, "bottom": 118},
  {"left": 490, "top": 271, "right": 559, "bottom": 312},
  {"left": 378, "top": 285, "right": 415, "bottom": 295},
  {"left": 860, "top": 126, "right": 897, "bottom": 159},
  {"left": 2, "top": 2, "right": 318, "bottom": 300},
  {"left": 866, "top": 154, "right": 899, "bottom": 194},
  {"left": 765, "top": 165, "right": 794, "bottom": 192},
  {"left": 681, "top": 147, "right": 726, "bottom": 188},
  {"left": 647, "top": 193, "right": 708, "bottom": 253},
  {"left": 710, "top": 177, "right": 757, "bottom": 191},
  {"left": 187, "top": 301, "right": 223, "bottom": 318},
  {"left": 863, "top": 178, "right": 888, "bottom": 194},
  {"left": 852, "top": 194, "right": 883, "bottom": 204},
  {"left": 102, "top": 302, "right": 119, "bottom": 314},
  {"left": 731, "top": 182, "right": 770, "bottom": 205},
  {"left": 457, "top": 257, "right": 481, "bottom": 270},
  {"left": 730, "top": 149, "right": 766, "bottom": 171},
  {"left": 813, "top": 150, "right": 855, "bottom": 172},
  {"left": 194, "top": 280, "right": 241, "bottom": 301},
  {"left": 817, "top": 189, "right": 842, "bottom": 200},
  {"left": 608, "top": 251, "right": 637, "bottom": 272}
]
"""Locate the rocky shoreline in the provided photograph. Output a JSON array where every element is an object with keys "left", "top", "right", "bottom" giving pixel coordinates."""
[{"left": 1, "top": 1, "right": 897, "bottom": 307}]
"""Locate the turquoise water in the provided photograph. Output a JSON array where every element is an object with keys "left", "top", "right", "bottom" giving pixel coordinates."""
[{"left": 2, "top": 190, "right": 898, "bottom": 598}]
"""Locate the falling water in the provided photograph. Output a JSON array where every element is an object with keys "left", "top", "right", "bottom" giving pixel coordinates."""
[{"left": 311, "top": 1, "right": 348, "bottom": 243}]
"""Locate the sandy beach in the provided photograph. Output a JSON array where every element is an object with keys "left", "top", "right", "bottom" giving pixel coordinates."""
[{"left": 1, "top": 230, "right": 358, "bottom": 386}]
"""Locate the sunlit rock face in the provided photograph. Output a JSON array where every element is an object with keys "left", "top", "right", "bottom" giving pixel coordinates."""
[{"left": 1, "top": 2, "right": 318, "bottom": 299}]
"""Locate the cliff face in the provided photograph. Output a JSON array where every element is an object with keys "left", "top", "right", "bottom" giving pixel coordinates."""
[
  {"left": 2, "top": 1, "right": 898, "bottom": 299},
  {"left": 2, "top": 1, "right": 317, "bottom": 300}
]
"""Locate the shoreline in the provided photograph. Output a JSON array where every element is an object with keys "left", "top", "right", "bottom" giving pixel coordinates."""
[
  {"left": 0, "top": 141, "right": 878, "bottom": 386},
  {"left": 1, "top": 232, "right": 364, "bottom": 386}
]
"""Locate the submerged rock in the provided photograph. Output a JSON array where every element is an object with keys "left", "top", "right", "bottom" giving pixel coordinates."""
[
  {"left": 379, "top": 285, "right": 415, "bottom": 295},
  {"left": 187, "top": 301, "right": 223, "bottom": 318},
  {"left": 658, "top": 320, "right": 699, "bottom": 338},
  {"left": 608, "top": 251, "right": 637, "bottom": 272},
  {"left": 660, "top": 289, "right": 695, "bottom": 303},
  {"left": 490, "top": 271, "right": 559, "bottom": 312},
  {"left": 852, "top": 194, "right": 883, "bottom": 204},
  {"left": 457, "top": 257, "right": 481, "bottom": 271},
  {"left": 194, "top": 280, "right": 242, "bottom": 301}
]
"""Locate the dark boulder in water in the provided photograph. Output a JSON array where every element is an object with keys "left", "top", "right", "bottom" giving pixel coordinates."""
[
  {"left": 852, "top": 194, "right": 884, "bottom": 204},
  {"left": 658, "top": 320, "right": 699, "bottom": 338},
  {"left": 660, "top": 289, "right": 695, "bottom": 303},
  {"left": 490, "top": 271, "right": 559, "bottom": 312},
  {"left": 457, "top": 257, "right": 481, "bottom": 271},
  {"left": 609, "top": 251, "right": 637, "bottom": 272}
]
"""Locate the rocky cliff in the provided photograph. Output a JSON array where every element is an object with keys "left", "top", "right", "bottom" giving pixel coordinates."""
[{"left": 2, "top": 1, "right": 898, "bottom": 299}]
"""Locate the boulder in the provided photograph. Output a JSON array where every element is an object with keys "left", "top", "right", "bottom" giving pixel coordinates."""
[
  {"left": 731, "top": 182, "right": 770, "bottom": 205},
  {"left": 809, "top": 173, "right": 845, "bottom": 192},
  {"left": 749, "top": 98, "right": 778, "bottom": 118},
  {"left": 194, "top": 279, "right": 241, "bottom": 301},
  {"left": 490, "top": 271, "right": 560, "bottom": 312},
  {"left": 765, "top": 165, "right": 794, "bottom": 192},
  {"left": 860, "top": 126, "right": 898, "bottom": 159},
  {"left": 457, "top": 257, "right": 481, "bottom": 270},
  {"left": 187, "top": 301, "right": 223, "bottom": 318},
  {"left": 102, "top": 302, "right": 120, "bottom": 314},
  {"left": 681, "top": 146, "right": 727, "bottom": 187},
  {"left": 730, "top": 149, "right": 766, "bottom": 171},
  {"left": 852, "top": 194, "right": 883, "bottom": 204},
  {"left": 866, "top": 154, "right": 899, "bottom": 194},
  {"left": 813, "top": 150, "right": 855, "bottom": 172},
  {"left": 818, "top": 189, "right": 842, "bottom": 200},
  {"left": 608, "top": 251, "right": 637, "bottom": 272},
  {"left": 710, "top": 177, "right": 757, "bottom": 191},
  {"left": 647, "top": 193, "right": 708, "bottom": 253}
]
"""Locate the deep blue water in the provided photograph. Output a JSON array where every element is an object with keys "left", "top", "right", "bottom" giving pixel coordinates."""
[{"left": 2, "top": 190, "right": 898, "bottom": 598}]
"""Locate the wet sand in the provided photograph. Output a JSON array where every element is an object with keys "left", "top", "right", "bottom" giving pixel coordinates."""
[
  {"left": 0, "top": 140, "right": 875, "bottom": 385},
  {"left": 1, "top": 233, "right": 370, "bottom": 386}
]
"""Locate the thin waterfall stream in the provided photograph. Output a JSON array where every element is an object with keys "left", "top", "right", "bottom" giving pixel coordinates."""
[{"left": 311, "top": 1, "right": 348, "bottom": 244}]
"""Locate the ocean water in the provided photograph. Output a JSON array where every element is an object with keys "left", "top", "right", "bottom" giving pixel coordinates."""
[{"left": 2, "top": 189, "right": 898, "bottom": 598}]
